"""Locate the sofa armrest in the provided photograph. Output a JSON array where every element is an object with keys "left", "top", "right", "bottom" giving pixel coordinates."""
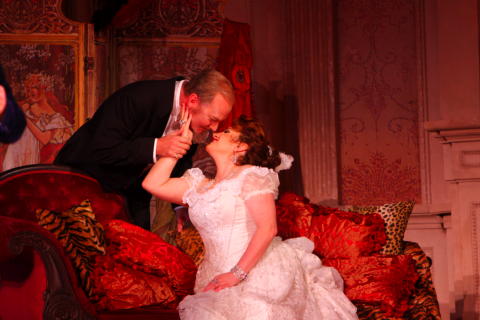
[{"left": 0, "top": 216, "right": 96, "bottom": 319}]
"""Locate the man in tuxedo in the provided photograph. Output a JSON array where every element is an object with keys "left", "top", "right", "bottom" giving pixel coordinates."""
[
  {"left": 0, "top": 65, "right": 26, "bottom": 144},
  {"left": 55, "top": 70, "right": 234, "bottom": 229}
]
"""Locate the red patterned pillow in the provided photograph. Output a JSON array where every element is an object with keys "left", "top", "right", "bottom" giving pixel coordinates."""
[
  {"left": 309, "top": 206, "right": 386, "bottom": 258},
  {"left": 276, "top": 192, "right": 315, "bottom": 239},
  {"left": 102, "top": 220, "right": 197, "bottom": 297},
  {"left": 323, "top": 255, "right": 419, "bottom": 317},
  {"left": 90, "top": 253, "right": 177, "bottom": 311}
]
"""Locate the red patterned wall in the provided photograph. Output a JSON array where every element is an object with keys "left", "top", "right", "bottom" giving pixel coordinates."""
[
  {"left": 117, "top": 45, "right": 217, "bottom": 87},
  {"left": 336, "top": 0, "right": 421, "bottom": 205},
  {"left": 112, "top": 0, "right": 223, "bottom": 88}
]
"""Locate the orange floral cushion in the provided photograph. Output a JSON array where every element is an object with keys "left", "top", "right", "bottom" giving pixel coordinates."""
[
  {"left": 90, "top": 220, "right": 197, "bottom": 311},
  {"left": 90, "top": 253, "right": 177, "bottom": 311},
  {"left": 102, "top": 220, "right": 197, "bottom": 297},
  {"left": 309, "top": 206, "right": 386, "bottom": 258}
]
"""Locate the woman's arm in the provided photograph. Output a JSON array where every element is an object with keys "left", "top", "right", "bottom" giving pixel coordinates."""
[
  {"left": 203, "top": 192, "right": 277, "bottom": 291},
  {"left": 142, "top": 155, "right": 190, "bottom": 205},
  {"left": 142, "top": 113, "right": 193, "bottom": 205}
]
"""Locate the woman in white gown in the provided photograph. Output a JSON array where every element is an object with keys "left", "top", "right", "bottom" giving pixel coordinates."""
[{"left": 142, "top": 112, "right": 358, "bottom": 320}]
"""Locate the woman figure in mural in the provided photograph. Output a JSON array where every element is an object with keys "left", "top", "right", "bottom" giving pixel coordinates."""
[
  {"left": 143, "top": 112, "right": 358, "bottom": 320},
  {"left": 2, "top": 73, "right": 73, "bottom": 171}
]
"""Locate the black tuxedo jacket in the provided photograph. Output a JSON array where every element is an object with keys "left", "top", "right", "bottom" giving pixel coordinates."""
[{"left": 55, "top": 77, "right": 196, "bottom": 193}]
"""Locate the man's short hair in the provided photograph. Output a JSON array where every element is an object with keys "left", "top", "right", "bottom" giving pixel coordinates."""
[{"left": 184, "top": 70, "right": 234, "bottom": 106}]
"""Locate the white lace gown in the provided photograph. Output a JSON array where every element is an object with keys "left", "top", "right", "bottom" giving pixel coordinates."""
[{"left": 178, "top": 166, "right": 358, "bottom": 320}]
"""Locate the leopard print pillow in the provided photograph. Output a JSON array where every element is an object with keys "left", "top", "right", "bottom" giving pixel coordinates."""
[{"left": 351, "top": 200, "right": 415, "bottom": 255}]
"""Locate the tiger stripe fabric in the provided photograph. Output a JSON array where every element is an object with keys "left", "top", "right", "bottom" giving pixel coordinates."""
[{"left": 36, "top": 199, "right": 105, "bottom": 297}]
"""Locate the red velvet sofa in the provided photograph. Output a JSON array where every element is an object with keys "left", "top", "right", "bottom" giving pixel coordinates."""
[
  {"left": 0, "top": 164, "right": 441, "bottom": 320},
  {"left": 0, "top": 164, "right": 181, "bottom": 320}
]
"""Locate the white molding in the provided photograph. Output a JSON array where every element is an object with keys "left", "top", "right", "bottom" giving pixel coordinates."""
[
  {"left": 416, "top": 0, "right": 432, "bottom": 205},
  {"left": 283, "top": 0, "right": 337, "bottom": 203},
  {"left": 471, "top": 202, "right": 480, "bottom": 314}
]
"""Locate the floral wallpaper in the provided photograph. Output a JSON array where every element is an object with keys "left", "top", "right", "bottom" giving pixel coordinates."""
[{"left": 336, "top": 0, "right": 421, "bottom": 205}]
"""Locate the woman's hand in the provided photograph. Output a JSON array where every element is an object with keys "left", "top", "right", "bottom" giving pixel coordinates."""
[
  {"left": 179, "top": 109, "right": 193, "bottom": 143},
  {"left": 202, "top": 272, "right": 242, "bottom": 292}
]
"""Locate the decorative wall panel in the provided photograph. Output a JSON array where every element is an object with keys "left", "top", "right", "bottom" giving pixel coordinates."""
[
  {"left": 0, "top": 44, "right": 75, "bottom": 170},
  {"left": 109, "top": 0, "right": 225, "bottom": 91},
  {"left": 114, "top": 0, "right": 224, "bottom": 38},
  {"left": 336, "top": 0, "right": 422, "bottom": 205},
  {"left": 0, "top": 0, "right": 90, "bottom": 172},
  {"left": 0, "top": 0, "right": 79, "bottom": 34},
  {"left": 116, "top": 45, "right": 217, "bottom": 87}
]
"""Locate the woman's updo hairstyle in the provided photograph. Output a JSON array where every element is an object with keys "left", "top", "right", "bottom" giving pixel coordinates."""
[{"left": 232, "top": 115, "right": 281, "bottom": 170}]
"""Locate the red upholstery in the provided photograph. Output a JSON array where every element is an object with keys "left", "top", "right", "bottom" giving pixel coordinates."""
[
  {"left": 0, "top": 165, "right": 180, "bottom": 319},
  {"left": 0, "top": 165, "right": 129, "bottom": 223},
  {"left": 0, "top": 215, "right": 96, "bottom": 318},
  {"left": 276, "top": 192, "right": 315, "bottom": 238},
  {"left": 0, "top": 250, "right": 45, "bottom": 320}
]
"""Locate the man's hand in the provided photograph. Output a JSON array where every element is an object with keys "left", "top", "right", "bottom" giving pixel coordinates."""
[
  {"left": 0, "top": 85, "right": 6, "bottom": 118},
  {"left": 155, "top": 133, "right": 192, "bottom": 159}
]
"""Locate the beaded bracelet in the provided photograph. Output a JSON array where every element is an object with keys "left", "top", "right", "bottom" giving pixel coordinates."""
[{"left": 230, "top": 265, "right": 248, "bottom": 281}]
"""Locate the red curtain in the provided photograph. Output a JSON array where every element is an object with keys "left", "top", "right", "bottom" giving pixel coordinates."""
[{"left": 216, "top": 19, "right": 254, "bottom": 131}]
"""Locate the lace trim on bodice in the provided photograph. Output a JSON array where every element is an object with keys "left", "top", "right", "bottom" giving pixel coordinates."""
[{"left": 182, "top": 166, "right": 278, "bottom": 206}]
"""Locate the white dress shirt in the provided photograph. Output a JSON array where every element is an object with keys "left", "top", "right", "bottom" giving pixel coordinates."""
[{"left": 152, "top": 79, "right": 187, "bottom": 163}]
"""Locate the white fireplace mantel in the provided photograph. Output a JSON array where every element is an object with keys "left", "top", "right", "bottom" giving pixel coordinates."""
[{"left": 425, "top": 120, "right": 480, "bottom": 319}]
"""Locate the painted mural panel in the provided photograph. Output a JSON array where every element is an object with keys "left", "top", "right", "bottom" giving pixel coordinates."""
[
  {"left": 117, "top": 44, "right": 217, "bottom": 87},
  {"left": 336, "top": 0, "right": 421, "bottom": 205},
  {"left": 0, "top": 44, "right": 75, "bottom": 170}
]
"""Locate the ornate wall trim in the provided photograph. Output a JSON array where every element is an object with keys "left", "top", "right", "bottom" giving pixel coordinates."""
[{"left": 416, "top": 0, "right": 432, "bottom": 205}]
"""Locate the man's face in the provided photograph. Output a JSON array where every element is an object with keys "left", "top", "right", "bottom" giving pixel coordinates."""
[{"left": 189, "top": 93, "right": 232, "bottom": 134}]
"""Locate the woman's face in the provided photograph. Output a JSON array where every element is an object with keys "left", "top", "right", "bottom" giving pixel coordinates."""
[
  {"left": 25, "top": 86, "right": 42, "bottom": 103},
  {"left": 206, "top": 128, "right": 242, "bottom": 156}
]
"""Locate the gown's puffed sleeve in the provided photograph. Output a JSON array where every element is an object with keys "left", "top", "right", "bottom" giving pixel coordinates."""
[
  {"left": 181, "top": 168, "right": 205, "bottom": 205},
  {"left": 240, "top": 167, "right": 279, "bottom": 201}
]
